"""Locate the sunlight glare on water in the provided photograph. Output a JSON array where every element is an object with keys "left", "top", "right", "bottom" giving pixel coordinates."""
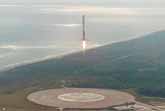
[{"left": 0, "top": 0, "right": 165, "bottom": 70}]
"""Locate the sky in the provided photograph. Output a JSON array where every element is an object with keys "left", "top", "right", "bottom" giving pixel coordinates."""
[
  {"left": 0, "top": 0, "right": 165, "bottom": 7},
  {"left": 0, "top": 0, "right": 165, "bottom": 47},
  {"left": 0, "top": 0, "right": 165, "bottom": 69}
]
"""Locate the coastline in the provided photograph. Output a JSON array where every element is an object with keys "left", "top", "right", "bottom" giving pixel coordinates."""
[{"left": 0, "top": 30, "right": 160, "bottom": 73}]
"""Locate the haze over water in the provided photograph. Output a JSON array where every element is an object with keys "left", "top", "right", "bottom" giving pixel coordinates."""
[{"left": 0, "top": 0, "right": 165, "bottom": 70}]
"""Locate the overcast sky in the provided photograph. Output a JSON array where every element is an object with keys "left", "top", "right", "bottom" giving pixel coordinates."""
[
  {"left": 0, "top": 0, "right": 165, "bottom": 46},
  {"left": 0, "top": 0, "right": 165, "bottom": 8}
]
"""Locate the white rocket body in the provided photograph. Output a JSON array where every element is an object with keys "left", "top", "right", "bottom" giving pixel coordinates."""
[{"left": 82, "top": 15, "right": 87, "bottom": 50}]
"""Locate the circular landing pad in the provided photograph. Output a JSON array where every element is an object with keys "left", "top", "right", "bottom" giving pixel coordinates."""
[
  {"left": 58, "top": 92, "right": 105, "bottom": 102},
  {"left": 27, "top": 88, "right": 135, "bottom": 109}
]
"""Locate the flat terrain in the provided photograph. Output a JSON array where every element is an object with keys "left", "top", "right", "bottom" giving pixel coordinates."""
[{"left": 27, "top": 88, "right": 135, "bottom": 109}]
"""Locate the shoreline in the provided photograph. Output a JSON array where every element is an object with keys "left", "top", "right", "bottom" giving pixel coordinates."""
[{"left": 0, "top": 30, "right": 162, "bottom": 72}]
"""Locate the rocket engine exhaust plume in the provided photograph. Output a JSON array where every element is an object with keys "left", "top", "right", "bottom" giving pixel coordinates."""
[
  {"left": 82, "top": 40, "right": 87, "bottom": 50},
  {"left": 82, "top": 15, "right": 87, "bottom": 50}
]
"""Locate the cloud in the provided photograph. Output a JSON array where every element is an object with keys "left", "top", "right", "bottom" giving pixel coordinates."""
[
  {"left": 0, "top": 4, "right": 22, "bottom": 7},
  {"left": 52, "top": 24, "right": 81, "bottom": 27},
  {"left": 40, "top": 5, "right": 137, "bottom": 15},
  {"left": 40, "top": 5, "right": 165, "bottom": 16},
  {"left": 0, "top": 0, "right": 165, "bottom": 8},
  {"left": 0, "top": 45, "right": 58, "bottom": 50},
  {"left": 0, "top": 52, "right": 13, "bottom": 58},
  {"left": 0, "top": 45, "right": 19, "bottom": 50}
]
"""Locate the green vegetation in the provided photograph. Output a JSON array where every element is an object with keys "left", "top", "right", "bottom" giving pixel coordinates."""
[{"left": 1, "top": 30, "right": 165, "bottom": 99}]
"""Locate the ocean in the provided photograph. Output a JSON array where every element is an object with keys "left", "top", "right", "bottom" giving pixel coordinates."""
[{"left": 0, "top": 2, "right": 165, "bottom": 70}]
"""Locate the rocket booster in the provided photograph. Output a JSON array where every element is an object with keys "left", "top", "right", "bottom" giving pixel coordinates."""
[
  {"left": 82, "top": 15, "right": 86, "bottom": 41},
  {"left": 82, "top": 15, "right": 87, "bottom": 50}
]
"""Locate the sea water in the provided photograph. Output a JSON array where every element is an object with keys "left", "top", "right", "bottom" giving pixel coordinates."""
[{"left": 0, "top": 2, "right": 165, "bottom": 70}]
